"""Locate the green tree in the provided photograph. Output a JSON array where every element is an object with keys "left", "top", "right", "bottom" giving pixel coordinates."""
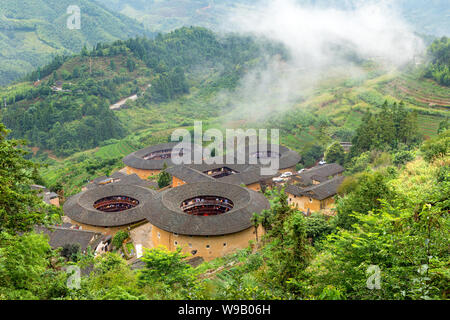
[
  {"left": 420, "top": 130, "right": 449, "bottom": 162},
  {"left": 0, "top": 123, "right": 61, "bottom": 234},
  {"left": 82, "top": 252, "right": 144, "bottom": 300},
  {"left": 325, "top": 142, "right": 346, "bottom": 165},
  {"left": 251, "top": 212, "right": 261, "bottom": 243},
  {"left": 335, "top": 171, "right": 394, "bottom": 229},
  {"left": 157, "top": 163, "right": 172, "bottom": 188},
  {"left": 137, "top": 246, "right": 201, "bottom": 298},
  {"left": 302, "top": 144, "right": 324, "bottom": 167},
  {"left": 112, "top": 230, "right": 129, "bottom": 249},
  {"left": 0, "top": 232, "right": 68, "bottom": 299},
  {"left": 307, "top": 199, "right": 449, "bottom": 299}
]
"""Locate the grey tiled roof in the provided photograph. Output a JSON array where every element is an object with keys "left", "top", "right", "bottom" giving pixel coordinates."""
[
  {"left": 35, "top": 226, "right": 103, "bottom": 252},
  {"left": 122, "top": 142, "right": 203, "bottom": 170},
  {"left": 63, "top": 184, "right": 155, "bottom": 227},
  {"left": 166, "top": 165, "right": 214, "bottom": 183},
  {"left": 123, "top": 142, "right": 301, "bottom": 171},
  {"left": 31, "top": 184, "right": 58, "bottom": 204},
  {"left": 145, "top": 181, "right": 270, "bottom": 236},
  {"left": 285, "top": 176, "right": 344, "bottom": 200},
  {"left": 167, "top": 162, "right": 276, "bottom": 186},
  {"left": 85, "top": 173, "right": 157, "bottom": 190},
  {"left": 235, "top": 144, "right": 301, "bottom": 170},
  {"left": 298, "top": 163, "right": 344, "bottom": 186}
]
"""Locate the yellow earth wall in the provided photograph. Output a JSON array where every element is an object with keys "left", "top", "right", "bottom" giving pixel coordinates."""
[
  {"left": 287, "top": 193, "right": 328, "bottom": 214},
  {"left": 246, "top": 182, "right": 262, "bottom": 192},
  {"left": 125, "top": 166, "right": 161, "bottom": 179},
  {"left": 150, "top": 224, "right": 264, "bottom": 261},
  {"left": 172, "top": 176, "right": 186, "bottom": 188},
  {"left": 67, "top": 218, "right": 130, "bottom": 236}
]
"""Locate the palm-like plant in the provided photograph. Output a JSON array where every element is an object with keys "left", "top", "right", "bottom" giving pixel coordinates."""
[{"left": 251, "top": 212, "right": 261, "bottom": 243}]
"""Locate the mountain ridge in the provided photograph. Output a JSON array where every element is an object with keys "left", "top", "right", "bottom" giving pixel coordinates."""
[{"left": 0, "top": 0, "right": 151, "bottom": 86}]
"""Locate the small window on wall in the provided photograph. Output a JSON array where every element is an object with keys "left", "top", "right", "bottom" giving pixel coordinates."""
[
  {"left": 223, "top": 243, "right": 227, "bottom": 247},
  {"left": 189, "top": 243, "right": 192, "bottom": 248},
  {"left": 174, "top": 241, "right": 178, "bottom": 246},
  {"left": 206, "top": 245, "right": 210, "bottom": 249},
  {"left": 157, "top": 232, "right": 161, "bottom": 239},
  {"left": 309, "top": 198, "right": 313, "bottom": 203},
  {"left": 174, "top": 233, "right": 178, "bottom": 237},
  {"left": 191, "top": 250, "right": 197, "bottom": 255}
]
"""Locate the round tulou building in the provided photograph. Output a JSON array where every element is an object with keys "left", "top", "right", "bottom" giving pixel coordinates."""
[
  {"left": 237, "top": 143, "right": 302, "bottom": 173},
  {"left": 144, "top": 181, "right": 270, "bottom": 260},
  {"left": 122, "top": 142, "right": 202, "bottom": 179},
  {"left": 63, "top": 184, "right": 155, "bottom": 235}
]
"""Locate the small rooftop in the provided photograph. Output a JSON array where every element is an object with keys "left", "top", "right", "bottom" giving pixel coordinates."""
[
  {"left": 166, "top": 162, "right": 276, "bottom": 186},
  {"left": 85, "top": 172, "right": 157, "bottom": 191},
  {"left": 35, "top": 226, "right": 104, "bottom": 252},
  {"left": 297, "top": 163, "right": 344, "bottom": 186},
  {"left": 286, "top": 176, "right": 345, "bottom": 200}
]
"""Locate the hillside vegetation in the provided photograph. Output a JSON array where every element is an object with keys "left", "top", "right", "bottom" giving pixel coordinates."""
[
  {"left": 0, "top": 26, "right": 448, "bottom": 197},
  {"left": 0, "top": 116, "right": 448, "bottom": 299},
  {"left": 0, "top": 0, "right": 149, "bottom": 85},
  {"left": 1, "top": 27, "right": 277, "bottom": 157}
]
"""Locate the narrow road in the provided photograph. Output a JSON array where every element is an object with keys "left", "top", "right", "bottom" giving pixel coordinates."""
[
  {"left": 109, "top": 94, "right": 138, "bottom": 110},
  {"left": 109, "top": 84, "right": 151, "bottom": 110}
]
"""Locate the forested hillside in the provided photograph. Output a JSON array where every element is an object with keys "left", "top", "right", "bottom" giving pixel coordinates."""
[
  {"left": 0, "top": 0, "right": 149, "bottom": 85},
  {"left": 0, "top": 27, "right": 281, "bottom": 157}
]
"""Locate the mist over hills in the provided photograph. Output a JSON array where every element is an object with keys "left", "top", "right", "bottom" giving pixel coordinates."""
[
  {"left": 0, "top": 0, "right": 150, "bottom": 85},
  {"left": 1, "top": 0, "right": 447, "bottom": 86},
  {"left": 96, "top": 0, "right": 450, "bottom": 36}
]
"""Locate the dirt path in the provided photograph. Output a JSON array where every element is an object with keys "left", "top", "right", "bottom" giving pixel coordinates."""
[
  {"left": 109, "top": 84, "right": 151, "bottom": 110},
  {"left": 110, "top": 94, "right": 138, "bottom": 110}
]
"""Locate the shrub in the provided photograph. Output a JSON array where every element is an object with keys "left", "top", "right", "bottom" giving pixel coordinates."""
[
  {"left": 420, "top": 130, "right": 449, "bottom": 162},
  {"left": 112, "top": 231, "right": 129, "bottom": 249},
  {"left": 393, "top": 150, "right": 415, "bottom": 166}
]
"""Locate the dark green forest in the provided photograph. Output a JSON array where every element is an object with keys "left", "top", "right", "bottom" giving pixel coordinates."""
[{"left": 423, "top": 37, "right": 450, "bottom": 86}]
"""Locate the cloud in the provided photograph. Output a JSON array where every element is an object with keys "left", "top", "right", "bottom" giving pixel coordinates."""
[
  {"left": 227, "top": 0, "right": 424, "bottom": 67},
  {"left": 217, "top": 0, "right": 425, "bottom": 121}
]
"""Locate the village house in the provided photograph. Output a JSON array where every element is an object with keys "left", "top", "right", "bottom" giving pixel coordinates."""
[
  {"left": 34, "top": 225, "right": 110, "bottom": 255},
  {"left": 285, "top": 163, "right": 345, "bottom": 215},
  {"left": 31, "top": 184, "right": 60, "bottom": 207}
]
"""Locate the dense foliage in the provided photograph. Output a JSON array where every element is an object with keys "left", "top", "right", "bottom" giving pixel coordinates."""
[
  {"left": 350, "top": 101, "right": 420, "bottom": 157},
  {"left": 0, "top": 124, "right": 60, "bottom": 233},
  {"left": 424, "top": 37, "right": 450, "bottom": 86}
]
